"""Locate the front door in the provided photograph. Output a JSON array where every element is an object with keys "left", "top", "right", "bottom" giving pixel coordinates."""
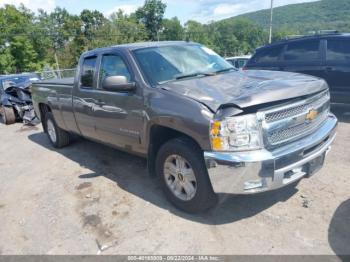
[{"left": 91, "top": 52, "right": 144, "bottom": 153}]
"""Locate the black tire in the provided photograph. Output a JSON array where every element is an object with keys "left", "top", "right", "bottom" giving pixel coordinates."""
[
  {"left": 1, "top": 106, "right": 16, "bottom": 125},
  {"left": 45, "top": 112, "right": 70, "bottom": 148},
  {"left": 156, "top": 137, "right": 217, "bottom": 213}
]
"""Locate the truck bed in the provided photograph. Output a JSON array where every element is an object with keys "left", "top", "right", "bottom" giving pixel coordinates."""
[{"left": 31, "top": 76, "right": 77, "bottom": 133}]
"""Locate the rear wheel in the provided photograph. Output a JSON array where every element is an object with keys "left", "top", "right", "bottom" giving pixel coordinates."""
[
  {"left": 45, "top": 112, "right": 70, "bottom": 148},
  {"left": 1, "top": 106, "right": 16, "bottom": 125},
  {"left": 156, "top": 137, "right": 217, "bottom": 213}
]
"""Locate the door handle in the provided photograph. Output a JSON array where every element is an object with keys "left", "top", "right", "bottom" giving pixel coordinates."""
[
  {"left": 83, "top": 98, "right": 105, "bottom": 107},
  {"left": 326, "top": 67, "right": 333, "bottom": 72}
]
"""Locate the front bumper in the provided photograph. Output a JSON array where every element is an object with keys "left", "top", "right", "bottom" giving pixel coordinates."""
[{"left": 204, "top": 114, "right": 337, "bottom": 194}]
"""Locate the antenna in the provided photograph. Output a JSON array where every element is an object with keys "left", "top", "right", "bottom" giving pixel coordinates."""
[{"left": 269, "top": 0, "right": 274, "bottom": 44}]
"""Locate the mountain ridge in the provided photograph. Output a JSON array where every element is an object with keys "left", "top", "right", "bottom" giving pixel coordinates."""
[{"left": 228, "top": 0, "right": 350, "bottom": 34}]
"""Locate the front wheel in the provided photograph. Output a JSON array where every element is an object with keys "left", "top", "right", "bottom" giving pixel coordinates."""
[
  {"left": 156, "top": 137, "right": 217, "bottom": 213},
  {"left": 45, "top": 112, "right": 70, "bottom": 148}
]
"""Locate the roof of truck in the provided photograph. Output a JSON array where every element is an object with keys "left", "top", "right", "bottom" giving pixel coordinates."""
[
  {"left": 82, "top": 41, "right": 197, "bottom": 56},
  {"left": 115, "top": 41, "right": 194, "bottom": 49}
]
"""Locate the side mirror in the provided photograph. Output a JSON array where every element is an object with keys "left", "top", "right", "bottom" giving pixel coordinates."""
[{"left": 102, "top": 76, "right": 136, "bottom": 92}]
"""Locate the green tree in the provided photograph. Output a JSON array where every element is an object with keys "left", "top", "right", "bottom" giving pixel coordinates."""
[
  {"left": 0, "top": 1, "right": 302, "bottom": 74},
  {"left": 272, "top": 28, "right": 297, "bottom": 42},
  {"left": 110, "top": 10, "right": 147, "bottom": 44},
  {"left": 136, "top": 0, "right": 167, "bottom": 40},
  {"left": 0, "top": 4, "right": 42, "bottom": 73},
  {"left": 185, "top": 20, "right": 211, "bottom": 45},
  {"left": 63, "top": 15, "right": 85, "bottom": 67},
  {"left": 80, "top": 10, "right": 106, "bottom": 41},
  {"left": 209, "top": 18, "right": 267, "bottom": 56},
  {"left": 31, "top": 11, "right": 52, "bottom": 63},
  {"left": 36, "top": 7, "right": 81, "bottom": 69},
  {"left": 43, "top": 7, "right": 73, "bottom": 50},
  {"left": 0, "top": 46, "right": 14, "bottom": 73},
  {"left": 10, "top": 36, "right": 39, "bottom": 72},
  {"left": 162, "top": 17, "right": 183, "bottom": 40}
]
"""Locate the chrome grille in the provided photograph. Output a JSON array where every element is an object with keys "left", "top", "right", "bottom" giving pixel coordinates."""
[
  {"left": 265, "top": 91, "right": 330, "bottom": 123},
  {"left": 261, "top": 90, "right": 330, "bottom": 147},
  {"left": 268, "top": 110, "right": 328, "bottom": 145}
]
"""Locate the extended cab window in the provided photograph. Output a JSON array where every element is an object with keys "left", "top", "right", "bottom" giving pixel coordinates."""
[
  {"left": 99, "top": 54, "right": 131, "bottom": 87},
  {"left": 327, "top": 39, "right": 350, "bottom": 61},
  {"left": 284, "top": 40, "right": 320, "bottom": 61},
  {"left": 252, "top": 46, "right": 283, "bottom": 64},
  {"left": 81, "top": 56, "right": 97, "bottom": 88}
]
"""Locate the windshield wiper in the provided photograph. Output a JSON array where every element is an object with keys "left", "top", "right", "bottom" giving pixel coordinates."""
[
  {"left": 175, "top": 72, "right": 215, "bottom": 80},
  {"left": 158, "top": 70, "right": 231, "bottom": 85},
  {"left": 213, "top": 67, "right": 236, "bottom": 74}
]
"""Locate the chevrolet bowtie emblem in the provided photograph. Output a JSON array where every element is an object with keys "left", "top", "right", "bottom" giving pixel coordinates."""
[{"left": 306, "top": 109, "right": 318, "bottom": 121}]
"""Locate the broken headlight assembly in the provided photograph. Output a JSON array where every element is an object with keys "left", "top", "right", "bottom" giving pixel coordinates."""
[{"left": 210, "top": 114, "right": 263, "bottom": 151}]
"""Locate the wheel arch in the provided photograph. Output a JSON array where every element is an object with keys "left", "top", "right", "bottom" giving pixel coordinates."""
[
  {"left": 38, "top": 103, "right": 52, "bottom": 132},
  {"left": 146, "top": 123, "right": 204, "bottom": 176}
]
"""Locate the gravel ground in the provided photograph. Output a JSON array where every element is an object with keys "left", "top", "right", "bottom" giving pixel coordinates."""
[{"left": 0, "top": 107, "right": 349, "bottom": 255}]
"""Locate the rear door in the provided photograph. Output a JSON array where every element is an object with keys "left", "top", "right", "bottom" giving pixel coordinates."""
[
  {"left": 282, "top": 39, "right": 324, "bottom": 78},
  {"left": 72, "top": 55, "right": 99, "bottom": 139},
  {"left": 324, "top": 37, "right": 350, "bottom": 104},
  {"left": 246, "top": 45, "right": 284, "bottom": 71}
]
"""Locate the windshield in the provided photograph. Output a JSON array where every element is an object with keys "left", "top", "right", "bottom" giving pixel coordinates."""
[{"left": 133, "top": 44, "right": 234, "bottom": 85}]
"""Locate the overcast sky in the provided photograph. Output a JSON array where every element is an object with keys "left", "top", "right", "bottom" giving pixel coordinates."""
[{"left": 0, "top": 0, "right": 320, "bottom": 23}]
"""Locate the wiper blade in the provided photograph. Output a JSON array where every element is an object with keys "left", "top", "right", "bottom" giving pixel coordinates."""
[
  {"left": 158, "top": 71, "right": 221, "bottom": 85},
  {"left": 175, "top": 72, "right": 214, "bottom": 80}
]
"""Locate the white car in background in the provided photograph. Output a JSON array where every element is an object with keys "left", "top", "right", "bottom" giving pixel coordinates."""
[{"left": 226, "top": 55, "right": 251, "bottom": 69}]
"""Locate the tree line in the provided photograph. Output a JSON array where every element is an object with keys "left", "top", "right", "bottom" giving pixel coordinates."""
[{"left": 0, "top": 0, "right": 292, "bottom": 74}]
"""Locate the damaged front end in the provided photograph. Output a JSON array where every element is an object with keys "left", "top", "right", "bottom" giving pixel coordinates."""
[
  {"left": 1, "top": 82, "right": 38, "bottom": 125},
  {"left": 204, "top": 90, "right": 337, "bottom": 194}
]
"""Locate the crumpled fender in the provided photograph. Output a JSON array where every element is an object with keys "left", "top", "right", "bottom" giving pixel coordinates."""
[{"left": 0, "top": 94, "right": 13, "bottom": 107}]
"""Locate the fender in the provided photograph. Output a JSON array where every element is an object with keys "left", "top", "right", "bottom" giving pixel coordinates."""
[{"left": 1, "top": 94, "right": 14, "bottom": 107}]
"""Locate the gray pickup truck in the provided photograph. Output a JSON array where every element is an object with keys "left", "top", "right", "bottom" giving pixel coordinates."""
[{"left": 32, "top": 41, "right": 337, "bottom": 213}]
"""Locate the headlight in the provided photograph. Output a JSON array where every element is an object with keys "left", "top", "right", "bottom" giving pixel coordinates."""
[{"left": 210, "top": 114, "right": 263, "bottom": 151}]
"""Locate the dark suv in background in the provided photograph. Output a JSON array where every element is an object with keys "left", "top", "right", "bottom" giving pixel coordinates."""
[{"left": 245, "top": 33, "right": 350, "bottom": 105}]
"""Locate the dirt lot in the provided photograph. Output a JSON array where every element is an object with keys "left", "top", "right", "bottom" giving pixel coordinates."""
[{"left": 0, "top": 107, "right": 349, "bottom": 255}]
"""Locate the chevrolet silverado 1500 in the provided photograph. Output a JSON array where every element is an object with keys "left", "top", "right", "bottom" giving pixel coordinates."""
[{"left": 32, "top": 41, "right": 337, "bottom": 213}]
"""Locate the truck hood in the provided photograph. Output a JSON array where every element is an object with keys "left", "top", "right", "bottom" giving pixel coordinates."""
[{"left": 161, "top": 70, "right": 328, "bottom": 112}]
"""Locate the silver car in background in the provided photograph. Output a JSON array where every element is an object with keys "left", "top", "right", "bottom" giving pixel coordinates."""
[{"left": 226, "top": 55, "right": 251, "bottom": 69}]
